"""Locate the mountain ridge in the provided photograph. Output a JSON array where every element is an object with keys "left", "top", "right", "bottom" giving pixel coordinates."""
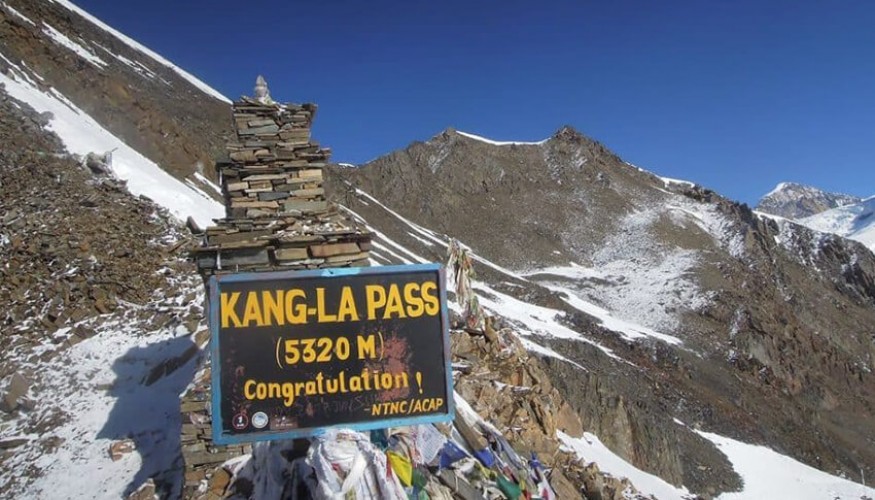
[
  {"left": 330, "top": 124, "right": 875, "bottom": 493},
  {"left": 756, "top": 181, "right": 875, "bottom": 252},
  {"left": 756, "top": 181, "right": 863, "bottom": 219}
]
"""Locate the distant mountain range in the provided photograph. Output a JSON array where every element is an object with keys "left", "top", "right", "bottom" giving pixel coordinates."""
[
  {"left": 756, "top": 182, "right": 862, "bottom": 219},
  {"left": 757, "top": 182, "right": 875, "bottom": 251}
]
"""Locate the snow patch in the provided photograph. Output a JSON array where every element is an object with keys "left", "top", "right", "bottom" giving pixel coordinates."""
[
  {"left": 23, "top": 327, "right": 198, "bottom": 498},
  {"left": 359, "top": 188, "right": 528, "bottom": 281},
  {"left": 369, "top": 239, "right": 415, "bottom": 265},
  {"left": 769, "top": 216, "right": 835, "bottom": 268},
  {"left": 407, "top": 231, "right": 435, "bottom": 247},
  {"left": 455, "top": 130, "right": 548, "bottom": 146},
  {"left": 516, "top": 337, "right": 587, "bottom": 369},
  {"left": 763, "top": 181, "right": 793, "bottom": 199},
  {"left": 473, "top": 282, "right": 622, "bottom": 362},
  {"left": 543, "top": 281, "right": 683, "bottom": 345},
  {"left": 523, "top": 263, "right": 601, "bottom": 281},
  {"left": 667, "top": 202, "right": 746, "bottom": 258},
  {"left": 183, "top": 178, "right": 217, "bottom": 203},
  {"left": 1, "top": 267, "right": 206, "bottom": 498},
  {"left": 524, "top": 261, "right": 685, "bottom": 345},
  {"left": 558, "top": 209, "right": 710, "bottom": 334},
  {"left": 661, "top": 176, "right": 696, "bottom": 188},
  {"left": 624, "top": 161, "right": 647, "bottom": 173},
  {"left": 193, "top": 172, "right": 223, "bottom": 197},
  {"left": 93, "top": 42, "right": 160, "bottom": 80},
  {"left": 41, "top": 22, "right": 107, "bottom": 69},
  {"left": 365, "top": 225, "right": 429, "bottom": 264},
  {"left": 559, "top": 431, "right": 694, "bottom": 500},
  {"left": 694, "top": 430, "right": 875, "bottom": 499},
  {"left": 425, "top": 139, "right": 452, "bottom": 172},
  {"left": 1, "top": 1, "right": 35, "bottom": 25},
  {"left": 353, "top": 189, "right": 447, "bottom": 248}
]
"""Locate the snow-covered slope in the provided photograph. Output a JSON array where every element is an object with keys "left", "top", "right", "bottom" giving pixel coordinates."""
[
  {"left": 559, "top": 424, "right": 875, "bottom": 500},
  {"left": 0, "top": 0, "right": 233, "bottom": 187},
  {"left": 797, "top": 196, "right": 875, "bottom": 252},
  {"left": 692, "top": 428, "right": 875, "bottom": 500},
  {"left": 3, "top": 279, "right": 207, "bottom": 498},
  {"left": 0, "top": 55, "right": 223, "bottom": 227}
]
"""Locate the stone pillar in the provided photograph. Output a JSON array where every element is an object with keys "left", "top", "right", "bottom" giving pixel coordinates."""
[{"left": 180, "top": 78, "right": 371, "bottom": 498}]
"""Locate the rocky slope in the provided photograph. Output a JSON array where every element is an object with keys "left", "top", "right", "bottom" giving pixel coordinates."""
[
  {"left": 0, "top": 82, "right": 208, "bottom": 497},
  {"left": 0, "top": 0, "right": 230, "bottom": 184},
  {"left": 756, "top": 182, "right": 862, "bottom": 219},
  {"left": 328, "top": 127, "right": 875, "bottom": 495},
  {"left": 0, "top": 83, "right": 662, "bottom": 500},
  {"left": 0, "top": 11, "right": 663, "bottom": 496}
]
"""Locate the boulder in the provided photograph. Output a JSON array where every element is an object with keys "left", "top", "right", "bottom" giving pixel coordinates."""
[{"left": 1, "top": 372, "right": 30, "bottom": 413}]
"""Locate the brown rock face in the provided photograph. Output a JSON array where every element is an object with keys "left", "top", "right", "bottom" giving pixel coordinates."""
[
  {"left": 1, "top": 373, "right": 30, "bottom": 413},
  {"left": 0, "top": 86, "right": 200, "bottom": 346}
]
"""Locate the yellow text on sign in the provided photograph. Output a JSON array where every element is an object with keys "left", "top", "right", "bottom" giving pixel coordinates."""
[
  {"left": 220, "top": 281, "right": 440, "bottom": 328},
  {"left": 281, "top": 334, "right": 379, "bottom": 366}
]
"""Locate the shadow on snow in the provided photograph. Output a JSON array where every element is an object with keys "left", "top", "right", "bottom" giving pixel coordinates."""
[{"left": 98, "top": 333, "right": 201, "bottom": 498}]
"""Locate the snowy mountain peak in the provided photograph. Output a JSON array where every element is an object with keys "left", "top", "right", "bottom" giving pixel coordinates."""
[
  {"left": 799, "top": 196, "right": 875, "bottom": 251},
  {"left": 756, "top": 181, "right": 862, "bottom": 219}
]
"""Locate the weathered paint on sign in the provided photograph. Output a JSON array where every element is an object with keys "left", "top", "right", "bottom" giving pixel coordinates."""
[{"left": 208, "top": 264, "right": 454, "bottom": 444}]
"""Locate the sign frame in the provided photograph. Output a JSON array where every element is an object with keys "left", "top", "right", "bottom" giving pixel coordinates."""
[{"left": 207, "top": 263, "right": 454, "bottom": 445}]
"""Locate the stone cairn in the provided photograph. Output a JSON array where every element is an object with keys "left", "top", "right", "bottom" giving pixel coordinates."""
[
  {"left": 179, "top": 77, "right": 371, "bottom": 498},
  {"left": 193, "top": 85, "right": 371, "bottom": 273}
]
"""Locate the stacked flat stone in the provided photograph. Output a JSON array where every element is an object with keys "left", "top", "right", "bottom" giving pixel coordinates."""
[
  {"left": 222, "top": 98, "right": 328, "bottom": 219},
  {"left": 182, "top": 85, "right": 372, "bottom": 498},
  {"left": 179, "top": 362, "right": 251, "bottom": 496},
  {"left": 193, "top": 95, "right": 371, "bottom": 273}
]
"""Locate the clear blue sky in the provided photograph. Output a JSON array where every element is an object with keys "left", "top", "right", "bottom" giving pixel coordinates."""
[{"left": 76, "top": 0, "right": 875, "bottom": 205}]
